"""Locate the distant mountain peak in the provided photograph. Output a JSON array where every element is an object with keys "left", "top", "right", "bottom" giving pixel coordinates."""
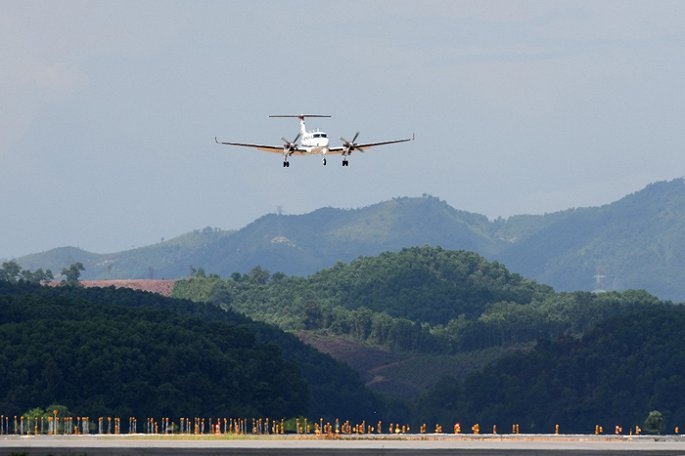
[{"left": 15, "top": 179, "right": 685, "bottom": 301}]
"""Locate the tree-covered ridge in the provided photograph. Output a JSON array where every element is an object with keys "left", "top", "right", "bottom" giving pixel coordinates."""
[
  {"left": 0, "top": 260, "right": 53, "bottom": 284},
  {"left": 0, "top": 281, "right": 382, "bottom": 421},
  {"left": 173, "top": 247, "right": 548, "bottom": 353},
  {"left": 17, "top": 196, "right": 505, "bottom": 281},
  {"left": 308, "top": 247, "right": 550, "bottom": 323},
  {"left": 416, "top": 304, "right": 685, "bottom": 434},
  {"left": 173, "top": 247, "right": 661, "bottom": 355},
  {"left": 0, "top": 281, "right": 307, "bottom": 419},
  {"left": 4, "top": 252, "right": 680, "bottom": 430},
  {"left": 16, "top": 179, "right": 685, "bottom": 300},
  {"left": 172, "top": 246, "right": 678, "bottom": 423},
  {"left": 497, "top": 178, "right": 685, "bottom": 299},
  {"left": 15, "top": 227, "right": 235, "bottom": 281}
]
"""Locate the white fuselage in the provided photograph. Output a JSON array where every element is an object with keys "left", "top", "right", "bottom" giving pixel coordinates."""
[{"left": 298, "top": 119, "right": 330, "bottom": 154}]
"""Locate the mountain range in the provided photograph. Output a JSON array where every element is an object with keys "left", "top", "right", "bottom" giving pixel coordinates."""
[{"left": 15, "top": 178, "right": 685, "bottom": 301}]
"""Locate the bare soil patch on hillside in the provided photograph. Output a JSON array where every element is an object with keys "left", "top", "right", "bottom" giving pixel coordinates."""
[
  {"left": 297, "top": 331, "right": 532, "bottom": 400},
  {"left": 296, "top": 331, "right": 441, "bottom": 398},
  {"left": 297, "top": 332, "right": 401, "bottom": 375},
  {"left": 76, "top": 280, "right": 176, "bottom": 296}
]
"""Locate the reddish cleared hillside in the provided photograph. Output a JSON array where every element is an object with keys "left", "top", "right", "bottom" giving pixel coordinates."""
[{"left": 49, "top": 280, "right": 176, "bottom": 296}]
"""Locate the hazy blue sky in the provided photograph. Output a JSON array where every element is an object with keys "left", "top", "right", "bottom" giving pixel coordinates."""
[{"left": 2, "top": 1, "right": 684, "bottom": 258}]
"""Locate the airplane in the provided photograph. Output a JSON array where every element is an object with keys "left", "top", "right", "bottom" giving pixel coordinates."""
[{"left": 215, "top": 114, "right": 414, "bottom": 167}]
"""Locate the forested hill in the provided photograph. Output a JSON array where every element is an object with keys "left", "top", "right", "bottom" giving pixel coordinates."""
[
  {"left": 416, "top": 304, "right": 685, "bottom": 434},
  {"left": 17, "top": 197, "right": 501, "bottom": 280},
  {"left": 172, "top": 246, "right": 684, "bottom": 431},
  {"left": 172, "top": 246, "right": 668, "bottom": 406},
  {"left": 15, "top": 178, "right": 685, "bottom": 300},
  {"left": 6, "top": 249, "right": 680, "bottom": 431},
  {"left": 0, "top": 281, "right": 382, "bottom": 421},
  {"left": 173, "top": 247, "right": 553, "bottom": 331},
  {"left": 496, "top": 179, "right": 685, "bottom": 299}
]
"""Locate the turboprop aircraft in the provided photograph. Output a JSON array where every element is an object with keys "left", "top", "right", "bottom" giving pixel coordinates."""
[{"left": 215, "top": 114, "right": 414, "bottom": 167}]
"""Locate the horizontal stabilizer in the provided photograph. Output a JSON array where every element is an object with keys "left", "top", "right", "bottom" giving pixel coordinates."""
[{"left": 269, "top": 114, "right": 331, "bottom": 119}]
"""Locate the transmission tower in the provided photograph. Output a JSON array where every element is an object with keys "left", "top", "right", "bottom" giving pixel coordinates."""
[{"left": 593, "top": 267, "right": 606, "bottom": 293}]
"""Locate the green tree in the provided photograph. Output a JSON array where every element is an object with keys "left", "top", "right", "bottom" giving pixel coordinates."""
[
  {"left": 189, "top": 266, "right": 206, "bottom": 278},
  {"left": 21, "top": 268, "right": 54, "bottom": 284},
  {"left": 0, "top": 260, "right": 22, "bottom": 283},
  {"left": 644, "top": 410, "right": 664, "bottom": 434},
  {"left": 1, "top": 261, "right": 54, "bottom": 284},
  {"left": 247, "top": 266, "right": 270, "bottom": 284},
  {"left": 23, "top": 407, "right": 46, "bottom": 419},
  {"left": 60, "top": 262, "right": 84, "bottom": 287},
  {"left": 304, "top": 300, "right": 324, "bottom": 330},
  {"left": 22, "top": 405, "right": 71, "bottom": 434}
]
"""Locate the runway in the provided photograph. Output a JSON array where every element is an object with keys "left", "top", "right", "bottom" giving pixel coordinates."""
[{"left": 2, "top": 434, "right": 685, "bottom": 456}]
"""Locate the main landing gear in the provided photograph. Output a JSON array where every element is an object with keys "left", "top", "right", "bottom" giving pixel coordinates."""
[{"left": 282, "top": 158, "right": 350, "bottom": 167}]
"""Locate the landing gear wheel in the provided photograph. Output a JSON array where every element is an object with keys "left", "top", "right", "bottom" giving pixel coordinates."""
[
  {"left": 342, "top": 160, "right": 349, "bottom": 167},
  {"left": 323, "top": 158, "right": 327, "bottom": 166},
  {"left": 283, "top": 161, "right": 290, "bottom": 167}
]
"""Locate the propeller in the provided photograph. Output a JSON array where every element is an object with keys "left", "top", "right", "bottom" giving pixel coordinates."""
[
  {"left": 341, "top": 132, "right": 363, "bottom": 155},
  {"left": 281, "top": 133, "right": 300, "bottom": 154}
]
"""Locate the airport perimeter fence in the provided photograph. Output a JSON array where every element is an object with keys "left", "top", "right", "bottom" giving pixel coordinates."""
[
  {"left": 0, "top": 415, "right": 471, "bottom": 436},
  {"left": 0, "top": 414, "right": 677, "bottom": 437},
  {"left": 0, "top": 415, "right": 388, "bottom": 436}
]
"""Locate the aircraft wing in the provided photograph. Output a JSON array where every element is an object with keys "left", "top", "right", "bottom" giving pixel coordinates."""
[
  {"left": 214, "top": 137, "right": 307, "bottom": 155},
  {"left": 327, "top": 135, "right": 414, "bottom": 154}
]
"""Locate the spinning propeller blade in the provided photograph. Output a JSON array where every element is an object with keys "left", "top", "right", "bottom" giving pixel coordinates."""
[
  {"left": 281, "top": 133, "right": 300, "bottom": 152},
  {"left": 341, "top": 132, "right": 364, "bottom": 154}
]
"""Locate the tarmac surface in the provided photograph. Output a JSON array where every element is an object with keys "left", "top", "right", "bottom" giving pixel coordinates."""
[{"left": 2, "top": 434, "right": 685, "bottom": 456}]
